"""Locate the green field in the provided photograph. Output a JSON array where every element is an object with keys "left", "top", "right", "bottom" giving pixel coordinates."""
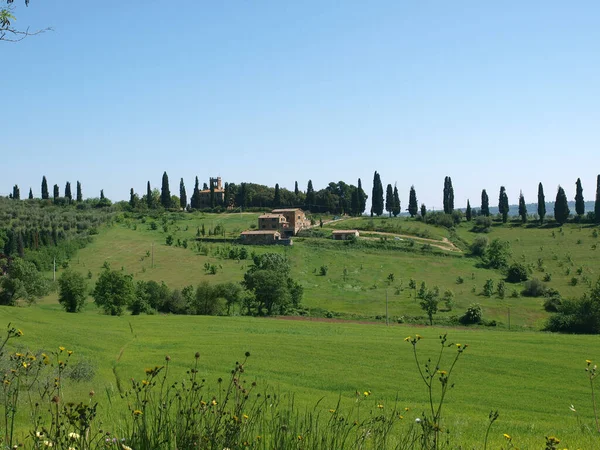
[{"left": 1, "top": 305, "right": 599, "bottom": 448}]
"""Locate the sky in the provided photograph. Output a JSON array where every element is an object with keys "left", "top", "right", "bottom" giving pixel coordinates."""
[{"left": 3, "top": 1, "right": 600, "bottom": 211}]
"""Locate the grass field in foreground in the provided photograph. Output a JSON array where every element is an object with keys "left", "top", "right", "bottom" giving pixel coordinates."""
[{"left": 2, "top": 306, "right": 600, "bottom": 448}]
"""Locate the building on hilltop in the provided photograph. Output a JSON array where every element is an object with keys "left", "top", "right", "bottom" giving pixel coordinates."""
[
  {"left": 332, "top": 230, "right": 360, "bottom": 240},
  {"left": 240, "top": 230, "right": 283, "bottom": 245},
  {"left": 240, "top": 208, "right": 310, "bottom": 244},
  {"left": 198, "top": 177, "right": 225, "bottom": 207},
  {"left": 271, "top": 208, "right": 310, "bottom": 236}
]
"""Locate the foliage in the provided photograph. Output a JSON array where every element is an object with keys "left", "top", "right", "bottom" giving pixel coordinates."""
[
  {"left": 443, "top": 176, "right": 454, "bottom": 214},
  {"left": 371, "top": 171, "right": 384, "bottom": 216},
  {"left": 498, "top": 186, "right": 509, "bottom": 223},
  {"left": 506, "top": 262, "right": 528, "bottom": 283},
  {"left": 483, "top": 239, "right": 511, "bottom": 269},
  {"left": 518, "top": 191, "right": 527, "bottom": 223},
  {"left": 575, "top": 178, "right": 585, "bottom": 217},
  {"left": 58, "top": 270, "right": 87, "bottom": 312},
  {"left": 469, "top": 236, "right": 488, "bottom": 257},
  {"left": 161, "top": 171, "right": 171, "bottom": 208},
  {"left": 92, "top": 268, "right": 136, "bottom": 315},
  {"left": 392, "top": 184, "right": 401, "bottom": 217},
  {"left": 385, "top": 183, "right": 394, "bottom": 217},
  {"left": 595, "top": 174, "right": 600, "bottom": 224},
  {"left": 545, "top": 279, "right": 600, "bottom": 333},
  {"left": 0, "top": 257, "right": 49, "bottom": 305},
  {"left": 471, "top": 215, "right": 492, "bottom": 233},
  {"left": 460, "top": 303, "right": 483, "bottom": 324},
  {"left": 521, "top": 278, "right": 547, "bottom": 297},
  {"left": 465, "top": 199, "right": 472, "bottom": 221},
  {"left": 481, "top": 189, "right": 489, "bottom": 217},
  {"left": 408, "top": 185, "right": 418, "bottom": 217},
  {"left": 554, "top": 186, "right": 570, "bottom": 225},
  {"left": 483, "top": 279, "right": 494, "bottom": 297},
  {"left": 537, "top": 182, "right": 546, "bottom": 224},
  {"left": 419, "top": 287, "right": 439, "bottom": 325}
]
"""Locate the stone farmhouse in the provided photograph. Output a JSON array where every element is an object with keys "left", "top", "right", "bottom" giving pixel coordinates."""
[
  {"left": 240, "top": 208, "right": 310, "bottom": 244},
  {"left": 198, "top": 177, "right": 225, "bottom": 207},
  {"left": 332, "top": 229, "right": 360, "bottom": 240}
]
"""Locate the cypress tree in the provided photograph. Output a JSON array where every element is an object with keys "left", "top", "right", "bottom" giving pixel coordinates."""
[
  {"left": 129, "top": 188, "right": 136, "bottom": 208},
  {"left": 420, "top": 204, "right": 427, "bottom": 219},
  {"left": 209, "top": 180, "right": 216, "bottom": 208},
  {"left": 554, "top": 186, "right": 570, "bottom": 225},
  {"left": 385, "top": 183, "right": 394, "bottom": 217},
  {"left": 146, "top": 181, "right": 153, "bottom": 208},
  {"left": 538, "top": 182, "right": 546, "bottom": 224},
  {"left": 350, "top": 188, "right": 359, "bottom": 216},
  {"left": 12, "top": 185, "right": 20, "bottom": 200},
  {"left": 575, "top": 178, "right": 585, "bottom": 217},
  {"left": 465, "top": 200, "right": 472, "bottom": 221},
  {"left": 294, "top": 181, "right": 299, "bottom": 197},
  {"left": 179, "top": 178, "right": 187, "bottom": 209},
  {"left": 392, "top": 184, "right": 401, "bottom": 217},
  {"left": 408, "top": 186, "right": 418, "bottom": 217},
  {"left": 481, "top": 189, "right": 490, "bottom": 217},
  {"left": 518, "top": 191, "right": 527, "bottom": 223},
  {"left": 305, "top": 180, "right": 315, "bottom": 210},
  {"left": 273, "top": 183, "right": 281, "bottom": 208},
  {"left": 443, "top": 177, "right": 449, "bottom": 213},
  {"left": 161, "top": 172, "right": 171, "bottom": 208},
  {"left": 65, "top": 182, "right": 72, "bottom": 203},
  {"left": 595, "top": 175, "right": 600, "bottom": 224},
  {"left": 357, "top": 178, "right": 367, "bottom": 215},
  {"left": 100, "top": 189, "right": 105, "bottom": 200},
  {"left": 371, "top": 171, "right": 384, "bottom": 216},
  {"left": 224, "top": 182, "right": 231, "bottom": 208},
  {"left": 41, "top": 176, "right": 49, "bottom": 200},
  {"left": 53, "top": 184, "right": 59, "bottom": 202},
  {"left": 191, "top": 176, "right": 201, "bottom": 209},
  {"left": 28, "top": 188, "right": 33, "bottom": 200},
  {"left": 499, "top": 186, "right": 509, "bottom": 223},
  {"left": 76, "top": 181, "right": 83, "bottom": 202}
]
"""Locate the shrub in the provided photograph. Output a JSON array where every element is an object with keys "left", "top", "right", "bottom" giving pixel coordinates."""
[
  {"left": 456, "top": 276, "right": 464, "bottom": 284},
  {"left": 471, "top": 216, "right": 492, "bottom": 233},
  {"left": 319, "top": 265, "right": 329, "bottom": 276},
  {"left": 506, "top": 262, "right": 528, "bottom": 283},
  {"left": 460, "top": 303, "right": 483, "bottom": 324},
  {"left": 64, "top": 358, "right": 96, "bottom": 382},
  {"left": 521, "top": 278, "right": 546, "bottom": 297},
  {"left": 483, "top": 279, "right": 494, "bottom": 297},
  {"left": 571, "top": 277, "right": 579, "bottom": 286},
  {"left": 543, "top": 295, "right": 562, "bottom": 313},
  {"left": 165, "top": 234, "right": 174, "bottom": 246},
  {"left": 470, "top": 236, "right": 488, "bottom": 257},
  {"left": 483, "top": 239, "right": 511, "bottom": 269},
  {"left": 496, "top": 280, "right": 505, "bottom": 299},
  {"left": 543, "top": 273, "right": 552, "bottom": 282}
]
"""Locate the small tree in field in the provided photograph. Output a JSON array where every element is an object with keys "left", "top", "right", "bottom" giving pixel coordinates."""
[
  {"left": 58, "top": 270, "right": 87, "bottom": 312},
  {"left": 420, "top": 289, "right": 440, "bottom": 325},
  {"left": 554, "top": 185, "right": 570, "bottom": 225},
  {"left": 518, "top": 191, "right": 527, "bottom": 223},
  {"left": 93, "top": 269, "right": 135, "bottom": 315}
]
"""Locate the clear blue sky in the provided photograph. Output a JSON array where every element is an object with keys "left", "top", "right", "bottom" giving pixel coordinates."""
[{"left": 4, "top": 1, "right": 600, "bottom": 211}]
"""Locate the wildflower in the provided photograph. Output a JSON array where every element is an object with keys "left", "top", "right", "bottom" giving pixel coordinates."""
[
  {"left": 363, "top": 390, "right": 371, "bottom": 397},
  {"left": 69, "top": 432, "right": 80, "bottom": 440},
  {"left": 297, "top": 435, "right": 303, "bottom": 440},
  {"left": 89, "top": 390, "right": 95, "bottom": 397},
  {"left": 122, "top": 445, "right": 132, "bottom": 450},
  {"left": 133, "top": 410, "right": 143, "bottom": 416},
  {"left": 43, "top": 441, "right": 53, "bottom": 447},
  {"left": 200, "top": 400, "right": 207, "bottom": 406},
  {"left": 59, "top": 346, "right": 65, "bottom": 352},
  {"left": 456, "top": 344, "right": 462, "bottom": 348},
  {"left": 256, "top": 435, "right": 261, "bottom": 440},
  {"left": 144, "top": 368, "right": 153, "bottom": 375},
  {"left": 3, "top": 380, "right": 10, "bottom": 385},
  {"left": 28, "top": 354, "right": 36, "bottom": 361},
  {"left": 68, "top": 350, "right": 73, "bottom": 356},
  {"left": 569, "top": 404, "right": 576, "bottom": 412},
  {"left": 415, "top": 334, "right": 422, "bottom": 340},
  {"left": 503, "top": 433, "right": 511, "bottom": 440},
  {"left": 415, "top": 418, "right": 421, "bottom": 423},
  {"left": 329, "top": 409, "right": 336, "bottom": 413},
  {"left": 22, "top": 362, "right": 28, "bottom": 368},
  {"left": 438, "top": 370, "right": 447, "bottom": 375},
  {"left": 35, "top": 431, "right": 44, "bottom": 438},
  {"left": 243, "top": 414, "right": 249, "bottom": 419},
  {"left": 17, "top": 329, "right": 23, "bottom": 336},
  {"left": 586, "top": 359, "right": 592, "bottom": 365},
  {"left": 377, "top": 404, "right": 384, "bottom": 409},
  {"left": 404, "top": 336, "right": 412, "bottom": 342},
  {"left": 398, "top": 415, "right": 404, "bottom": 419},
  {"left": 211, "top": 399, "right": 217, "bottom": 406},
  {"left": 142, "top": 380, "right": 149, "bottom": 386},
  {"left": 404, "top": 407, "right": 410, "bottom": 411},
  {"left": 68, "top": 447, "right": 76, "bottom": 450}
]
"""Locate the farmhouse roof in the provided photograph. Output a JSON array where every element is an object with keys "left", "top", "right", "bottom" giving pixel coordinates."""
[
  {"left": 259, "top": 214, "right": 284, "bottom": 219},
  {"left": 272, "top": 208, "right": 303, "bottom": 213},
  {"left": 241, "top": 230, "right": 281, "bottom": 235},
  {"left": 332, "top": 230, "right": 359, "bottom": 234}
]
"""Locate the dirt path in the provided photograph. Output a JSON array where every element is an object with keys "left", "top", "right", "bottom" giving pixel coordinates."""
[{"left": 360, "top": 231, "right": 461, "bottom": 252}]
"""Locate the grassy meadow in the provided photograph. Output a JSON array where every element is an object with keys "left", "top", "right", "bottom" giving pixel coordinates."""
[{"left": 2, "top": 305, "right": 600, "bottom": 448}]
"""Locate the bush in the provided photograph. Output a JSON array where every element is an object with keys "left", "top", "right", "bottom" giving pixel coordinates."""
[
  {"left": 470, "top": 236, "right": 488, "bottom": 257},
  {"left": 460, "top": 303, "right": 483, "bottom": 324},
  {"left": 166, "top": 234, "right": 174, "bottom": 246},
  {"left": 506, "top": 262, "right": 528, "bottom": 283},
  {"left": 521, "top": 278, "right": 546, "bottom": 297},
  {"left": 543, "top": 296, "right": 562, "bottom": 312},
  {"left": 471, "top": 216, "right": 492, "bottom": 233},
  {"left": 64, "top": 358, "right": 96, "bottom": 382},
  {"left": 319, "top": 265, "right": 328, "bottom": 276}
]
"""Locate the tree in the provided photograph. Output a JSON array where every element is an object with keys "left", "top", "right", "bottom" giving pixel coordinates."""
[
  {"left": 161, "top": 172, "right": 171, "bottom": 208},
  {"left": 0, "top": 257, "right": 50, "bottom": 306},
  {"left": 129, "top": 188, "right": 137, "bottom": 208},
  {"left": 93, "top": 268, "right": 136, "bottom": 316},
  {"left": 1, "top": 0, "right": 50, "bottom": 42},
  {"left": 419, "top": 288, "right": 440, "bottom": 325},
  {"left": 575, "top": 178, "right": 585, "bottom": 217},
  {"left": 53, "top": 184, "right": 59, "bottom": 202},
  {"left": 11, "top": 184, "right": 20, "bottom": 200},
  {"left": 146, "top": 181, "right": 153, "bottom": 208},
  {"left": 554, "top": 185, "right": 570, "bottom": 225},
  {"left": 191, "top": 176, "right": 201, "bottom": 209},
  {"left": 443, "top": 176, "right": 454, "bottom": 214},
  {"left": 64, "top": 181, "right": 72, "bottom": 203},
  {"left": 484, "top": 239, "right": 511, "bottom": 269},
  {"left": 242, "top": 253, "right": 302, "bottom": 316},
  {"left": 392, "top": 184, "right": 401, "bottom": 217},
  {"left": 481, "top": 189, "right": 489, "bottom": 217},
  {"left": 179, "top": 178, "right": 187, "bottom": 209},
  {"left": 305, "top": 180, "right": 315, "bottom": 210},
  {"left": 498, "top": 186, "right": 509, "bottom": 223},
  {"left": 294, "top": 181, "right": 299, "bottom": 197},
  {"left": 465, "top": 200, "right": 472, "bottom": 221},
  {"left": 595, "top": 175, "right": 600, "bottom": 224},
  {"left": 538, "top": 182, "right": 546, "bottom": 224},
  {"left": 385, "top": 183, "right": 394, "bottom": 217},
  {"left": 100, "top": 189, "right": 105, "bottom": 200},
  {"left": 76, "top": 181, "right": 83, "bottom": 202},
  {"left": 371, "top": 171, "right": 384, "bottom": 216},
  {"left": 58, "top": 270, "right": 87, "bottom": 313},
  {"left": 420, "top": 203, "right": 427, "bottom": 218},
  {"left": 28, "top": 187, "right": 33, "bottom": 199},
  {"left": 518, "top": 191, "right": 527, "bottom": 223},
  {"left": 209, "top": 179, "right": 216, "bottom": 208},
  {"left": 273, "top": 183, "right": 281, "bottom": 208},
  {"left": 41, "top": 176, "right": 49, "bottom": 200},
  {"left": 357, "top": 178, "right": 367, "bottom": 216},
  {"left": 408, "top": 185, "right": 418, "bottom": 217}
]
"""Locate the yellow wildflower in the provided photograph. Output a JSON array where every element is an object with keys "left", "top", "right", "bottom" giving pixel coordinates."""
[
  {"left": 329, "top": 409, "right": 336, "bottom": 413},
  {"left": 503, "top": 433, "right": 511, "bottom": 440},
  {"left": 586, "top": 359, "right": 592, "bottom": 365},
  {"left": 59, "top": 346, "right": 65, "bottom": 352},
  {"left": 211, "top": 399, "right": 217, "bottom": 406},
  {"left": 243, "top": 414, "right": 249, "bottom": 419},
  {"left": 67, "top": 350, "right": 73, "bottom": 356},
  {"left": 415, "top": 334, "right": 422, "bottom": 340},
  {"left": 404, "top": 336, "right": 412, "bottom": 342},
  {"left": 377, "top": 404, "right": 384, "bottom": 409},
  {"left": 68, "top": 432, "right": 80, "bottom": 440},
  {"left": 17, "top": 329, "right": 23, "bottom": 336},
  {"left": 133, "top": 410, "right": 143, "bottom": 416}
]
